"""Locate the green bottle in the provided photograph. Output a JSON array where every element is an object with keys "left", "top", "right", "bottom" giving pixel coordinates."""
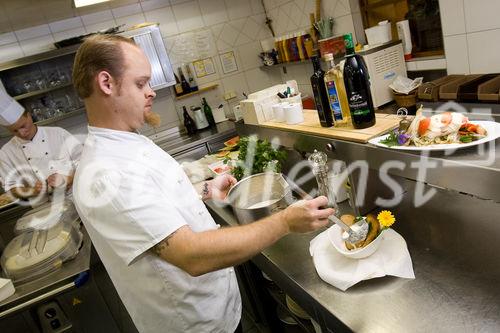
[{"left": 202, "top": 98, "right": 216, "bottom": 127}]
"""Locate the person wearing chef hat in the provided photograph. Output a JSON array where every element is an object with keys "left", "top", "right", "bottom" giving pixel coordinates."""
[
  {"left": 0, "top": 82, "right": 83, "bottom": 203},
  {"left": 71, "top": 34, "right": 334, "bottom": 333}
]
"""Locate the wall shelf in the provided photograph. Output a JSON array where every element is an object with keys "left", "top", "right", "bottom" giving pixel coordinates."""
[
  {"left": 34, "top": 107, "right": 86, "bottom": 126},
  {"left": 174, "top": 83, "right": 219, "bottom": 100},
  {"left": 13, "top": 82, "right": 73, "bottom": 101}
]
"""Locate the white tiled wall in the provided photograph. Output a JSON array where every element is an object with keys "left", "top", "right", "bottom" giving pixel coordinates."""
[
  {"left": 0, "top": 0, "right": 359, "bottom": 133},
  {"left": 440, "top": 0, "right": 500, "bottom": 74}
]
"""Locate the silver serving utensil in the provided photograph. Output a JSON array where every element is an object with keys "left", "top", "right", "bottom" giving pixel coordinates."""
[{"left": 329, "top": 213, "right": 369, "bottom": 244}]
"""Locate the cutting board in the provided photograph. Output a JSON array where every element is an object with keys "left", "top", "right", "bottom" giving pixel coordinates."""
[{"left": 259, "top": 109, "right": 400, "bottom": 143}]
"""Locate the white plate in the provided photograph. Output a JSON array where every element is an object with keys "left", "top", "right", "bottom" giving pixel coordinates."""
[{"left": 369, "top": 120, "right": 500, "bottom": 151}]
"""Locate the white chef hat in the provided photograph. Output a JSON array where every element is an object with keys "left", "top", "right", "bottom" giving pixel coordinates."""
[{"left": 0, "top": 81, "right": 25, "bottom": 126}]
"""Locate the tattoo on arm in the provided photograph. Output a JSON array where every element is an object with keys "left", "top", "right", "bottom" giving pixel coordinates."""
[
  {"left": 201, "top": 182, "right": 210, "bottom": 199},
  {"left": 154, "top": 230, "right": 178, "bottom": 256}
]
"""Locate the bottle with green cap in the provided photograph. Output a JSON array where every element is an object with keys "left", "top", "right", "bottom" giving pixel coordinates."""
[
  {"left": 202, "top": 97, "right": 216, "bottom": 127},
  {"left": 342, "top": 33, "right": 376, "bottom": 129}
]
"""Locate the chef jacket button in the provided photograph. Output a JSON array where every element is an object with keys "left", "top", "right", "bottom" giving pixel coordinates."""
[
  {"left": 27, "top": 157, "right": 31, "bottom": 161},
  {"left": 198, "top": 211, "right": 203, "bottom": 215},
  {"left": 42, "top": 139, "right": 45, "bottom": 142},
  {"left": 22, "top": 145, "right": 26, "bottom": 149},
  {"left": 45, "top": 152, "right": 48, "bottom": 155}
]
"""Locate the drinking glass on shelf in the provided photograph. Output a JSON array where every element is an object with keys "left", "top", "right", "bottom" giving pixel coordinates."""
[{"left": 29, "top": 99, "right": 49, "bottom": 122}]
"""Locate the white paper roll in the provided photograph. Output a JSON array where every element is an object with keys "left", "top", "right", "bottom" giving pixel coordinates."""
[
  {"left": 272, "top": 103, "right": 286, "bottom": 122},
  {"left": 284, "top": 103, "right": 304, "bottom": 125}
]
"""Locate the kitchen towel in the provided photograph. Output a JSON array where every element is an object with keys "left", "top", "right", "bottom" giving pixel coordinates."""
[{"left": 309, "top": 227, "right": 415, "bottom": 291}]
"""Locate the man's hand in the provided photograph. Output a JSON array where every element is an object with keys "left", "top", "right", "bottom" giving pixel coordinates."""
[
  {"left": 47, "top": 173, "right": 74, "bottom": 191},
  {"left": 280, "top": 196, "right": 334, "bottom": 233},
  {"left": 201, "top": 174, "right": 237, "bottom": 201}
]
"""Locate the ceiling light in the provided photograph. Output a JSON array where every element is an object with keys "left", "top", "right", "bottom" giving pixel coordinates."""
[{"left": 74, "top": 0, "right": 110, "bottom": 8}]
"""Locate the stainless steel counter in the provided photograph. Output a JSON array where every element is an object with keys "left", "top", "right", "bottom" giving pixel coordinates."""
[
  {"left": 206, "top": 115, "right": 500, "bottom": 332},
  {"left": 206, "top": 182, "right": 500, "bottom": 333}
]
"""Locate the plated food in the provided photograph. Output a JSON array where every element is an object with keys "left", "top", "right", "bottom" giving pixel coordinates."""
[
  {"left": 329, "top": 210, "right": 396, "bottom": 259},
  {"left": 0, "top": 192, "right": 18, "bottom": 210},
  {"left": 369, "top": 108, "right": 499, "bottom": 151},
  {"left": 341, "top": 214, "right": 379, "bottom": 250}
]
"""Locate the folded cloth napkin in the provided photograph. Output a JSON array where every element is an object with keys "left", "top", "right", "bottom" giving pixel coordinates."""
[{"left": 309, "top": 227, "right": 415, "bottom": 291}]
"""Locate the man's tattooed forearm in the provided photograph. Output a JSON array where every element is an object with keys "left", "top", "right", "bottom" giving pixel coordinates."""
[{"left": 154, "top": 230, "right": 178, "bottom": 255}]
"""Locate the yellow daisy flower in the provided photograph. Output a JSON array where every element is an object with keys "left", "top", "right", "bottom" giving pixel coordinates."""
[{"left": 377, "top": 210, "right": 395, "bottom": 228}]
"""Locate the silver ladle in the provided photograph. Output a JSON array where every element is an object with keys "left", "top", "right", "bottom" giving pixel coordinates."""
[
  {"left": 329, "top": 215, "right": 369, "bottom": 244},
  {"left": 308, "top": 150, "right": 369, "bottom": 244}
]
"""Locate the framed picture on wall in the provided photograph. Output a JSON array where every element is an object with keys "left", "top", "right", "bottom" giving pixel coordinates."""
[
  {"left": 193, "top": 58, "right": 216, "bottom": 78},
  {"left": 219, "top": 51, "right": 238, "bottom": 74}
]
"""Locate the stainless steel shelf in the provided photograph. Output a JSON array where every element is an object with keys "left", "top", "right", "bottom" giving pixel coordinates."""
[
  {"left": 13, "top": 83, "right": 73, "bottom": 101},
  {"left": 34, "top": 107, "right": 86, "bottom": 126},
  {"left": 0, "top": 45, "right": 79, "bottom": 72}
]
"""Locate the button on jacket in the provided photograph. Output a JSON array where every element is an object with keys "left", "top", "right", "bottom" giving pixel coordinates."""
[
  {"left": 73, "top": 126, "right": 241, "bottom": 333},
  {"left": 0, "top": 126, "right": 83, "bottom": 191}
]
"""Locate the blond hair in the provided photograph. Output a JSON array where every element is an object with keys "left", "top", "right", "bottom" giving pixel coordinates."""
[{"left": 72, "top": 34, "right": 136, "bottom": 98}]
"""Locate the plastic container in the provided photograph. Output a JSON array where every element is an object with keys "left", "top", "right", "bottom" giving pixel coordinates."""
[
  {"left": 1, "top": 221, "right": 83, "bottom": 284},
  {"left": 281, "top": 93, "right": 302, "bottom": 104},
  {"left": 365, "top": 22, "right": 392, "bottom": 45}
]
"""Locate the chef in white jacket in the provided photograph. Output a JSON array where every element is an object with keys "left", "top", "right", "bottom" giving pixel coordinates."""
[
  {"left": 71, "top": 34, "right": 334, "bottom": 333},
  {"left": 0, "top": 82, "right": 83, "bottom": 202}
]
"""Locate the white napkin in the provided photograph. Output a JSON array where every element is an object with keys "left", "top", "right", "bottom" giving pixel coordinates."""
[
  {"left": 309, "top": 227, "right": 415, "bottom": 291},
  {"left": 389, "top": 76, "right": 423, "bottom": 95}
]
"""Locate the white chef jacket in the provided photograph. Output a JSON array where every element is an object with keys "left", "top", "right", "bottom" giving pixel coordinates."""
[
  {"left": 0, "top": 126, "right": 83, "bottom": 191},
  {"left": 73, "top": 126, "right": 241, "bottom": 333}
]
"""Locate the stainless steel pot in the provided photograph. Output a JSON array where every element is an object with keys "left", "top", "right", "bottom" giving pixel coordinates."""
[{"left": 227, "top": 172, "right": 293, "bottom": 224}]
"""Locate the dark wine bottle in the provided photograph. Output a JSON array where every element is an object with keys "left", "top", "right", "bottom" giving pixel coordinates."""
[
  {"left": 178, "top": 67, "right": 191, "bottom": 93},
  {"left": 310, "top": 55, "right": 334, "bottom": 127},
  {"left": 202, "top": 98, "right": 216, "bottom": 127},
  {"left": 183, "top": 106, "right": 197, "bottom": 135},
  {"left": 342, "top": 33, "right": 376, "bottom": 129}
]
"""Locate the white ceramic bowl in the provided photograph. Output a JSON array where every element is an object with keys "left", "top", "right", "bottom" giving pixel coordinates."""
[{"left": 327, "top": 224, "right": 384, "bottom": 259}]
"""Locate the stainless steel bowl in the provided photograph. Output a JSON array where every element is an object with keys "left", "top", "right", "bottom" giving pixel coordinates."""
[{"left": 227, "top": 172, "right": 293, "bottom": 224}]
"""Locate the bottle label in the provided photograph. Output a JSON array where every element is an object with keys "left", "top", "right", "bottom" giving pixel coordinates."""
[
  {"left": 348, "top": 93, "right": 371, "bottom": 116},
  {"left": 325, "top": 80, "right": 344, "bottom": 121}
]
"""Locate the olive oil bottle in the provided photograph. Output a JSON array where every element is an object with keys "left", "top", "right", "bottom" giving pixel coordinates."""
[{"left": 324, "top": 53, "right": 350, "bottom": 127}]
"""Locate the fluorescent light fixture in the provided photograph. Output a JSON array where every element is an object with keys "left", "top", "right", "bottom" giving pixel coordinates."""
[{"left": 74, "top": 0, "right": 110, "bottom": 8}]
